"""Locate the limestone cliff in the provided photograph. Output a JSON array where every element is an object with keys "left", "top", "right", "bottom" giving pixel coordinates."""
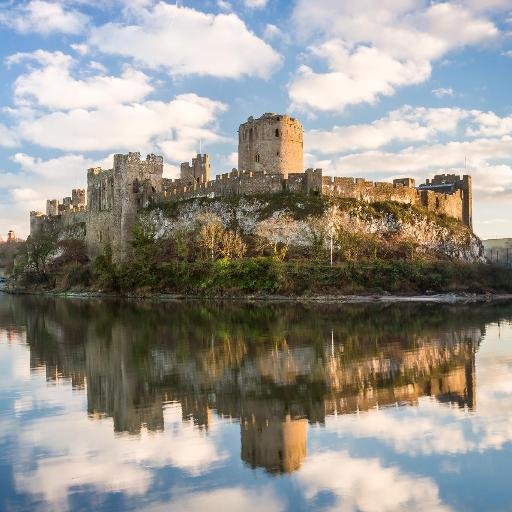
[{"left": 141, "top": 195, "right": 483, "bottom": 263}]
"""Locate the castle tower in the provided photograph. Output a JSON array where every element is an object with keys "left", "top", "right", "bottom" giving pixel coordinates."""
[
  {"left": 85, "top": 153, "right": 163, "bottom": 260},
  {"left": 241, "top": 415, "right": 307, "bottom": 474},
  {"left": 180, "top": 154, "right": 210, "bottom": 185},
  {"left": 238, "top": 113, "right": 304, "bottom": 178},
  {"left": 112, "top": 152, "right": 163, "bottom": 260},
  {"left": 418, "top": 174, "right": 473, "bottom": 228},
  {"left": 46, "top": 199, "right": 59, "bottom": 216},
  {"left": 72, "top": 188, "right": 86, "bottom": 209}
]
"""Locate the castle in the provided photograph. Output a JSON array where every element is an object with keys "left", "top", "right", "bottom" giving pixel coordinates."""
[{"left": 30, "top": 113, "right": 473, "bottom": 259}]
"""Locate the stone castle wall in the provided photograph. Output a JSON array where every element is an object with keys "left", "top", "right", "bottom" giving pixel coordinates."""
[
  {"left": 321, "top": 175, "right": 470, "bottom": 225},
  {"left": 162, "top": 168, "right": 470, "bottom": 227}
]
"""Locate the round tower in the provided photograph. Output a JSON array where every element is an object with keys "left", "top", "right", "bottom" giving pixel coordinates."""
[{"left": 238, "top": 113, "right": 304, "bottom": 178}]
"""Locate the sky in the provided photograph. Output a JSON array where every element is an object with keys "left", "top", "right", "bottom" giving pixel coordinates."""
[{"left": 0, "top": 0, "right": 511, "bottom": 240}]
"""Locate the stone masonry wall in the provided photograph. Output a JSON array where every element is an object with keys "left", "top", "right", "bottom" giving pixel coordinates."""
[
  {"left": 162, "top": 169, "right": 466, "bottom": 227},
  {"left": 86, "top": 167, "right": 114, "bottom": 257}
]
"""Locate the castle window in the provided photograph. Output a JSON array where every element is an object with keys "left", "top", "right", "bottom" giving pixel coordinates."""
[
  {"left": 275, "top": 128, "right": 279, "bottom": 137},
  {"left": 255, "top": 154, "right": 260, "bottom": 163}
]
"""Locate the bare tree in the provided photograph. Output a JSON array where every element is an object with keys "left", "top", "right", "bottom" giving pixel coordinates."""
[
  {"left": 196, "top": 213, "right": 224, "bottom": 260},
  {"left": 220, "top": 230, "right": 247, "bottom": 259},
  {"left": 255, "top": 213, "right": 295, "bottom": 261}
]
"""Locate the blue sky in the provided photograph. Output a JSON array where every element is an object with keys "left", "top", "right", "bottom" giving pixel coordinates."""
[{"left": 0, "top": 0, "right": 511, "bottom": 239}]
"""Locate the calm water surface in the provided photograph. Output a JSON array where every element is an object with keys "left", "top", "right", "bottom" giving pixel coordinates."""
[{"left": 1, "top": 294, "right": 512, "bottom": 511}]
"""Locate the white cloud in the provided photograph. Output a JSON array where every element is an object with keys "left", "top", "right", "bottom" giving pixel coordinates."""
[
  {"left": 88, "top": 3, "right": 281, "bottom": 79},
  {"left": 306, "top": 106, "right": 468, "bottom": 154},
  {"left": 11, "top": 152, "right": 94, "bottom": 181},
  {"left": 154, "top": 487, "right": 284, "bottom": 512},
  {"left": 462, "top": 0, "right": 512, "bottom": 13},
  {"left": 244, "top": 0, "right": 268, "bottom": 8},
  {"left": 14, "top": 404, "right": 227, "bottom": 510},
  {"left": 289, "top": 1, "right": 500, "bottom": 112},
  {"left": 8, "top": 50, "right": 153, "bottom": 110},
  {"left": 432, "top": 87, "right": 455, "bottom": 98},
  {"left": 289, "top": 40, "right": 431, "bottom": 112},
  {"left": 70, "top": 43, "right": 89, "bottom": 56},
  {"left": 298, "top": 451, "right": 451, "bottom": 512},
  {"left": 217, "top": 0, "right": 232, "bottom": 12},
  {"left": 263, "top": 23, "right": 290, "bottom": 44},
  {"left": 15, "top": 93, "right": 227, "bottom": 154},
  {"left": 466, "top": 110, "right": 512, "bottom": 137},
  {"left": 0, "top": 123, "right": 18, "bottom": 148},
  {"left": 0, "top": 0, "right": 88, "bottom": 35}
]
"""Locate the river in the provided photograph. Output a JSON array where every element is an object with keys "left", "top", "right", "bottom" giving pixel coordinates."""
[{"left": 1, "top": 294, "right": 512, "bottom": 511}]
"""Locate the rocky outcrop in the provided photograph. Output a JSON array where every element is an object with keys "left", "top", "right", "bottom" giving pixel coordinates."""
[{"left": 141, "top": 195, "right": 484, "bottom": 263}]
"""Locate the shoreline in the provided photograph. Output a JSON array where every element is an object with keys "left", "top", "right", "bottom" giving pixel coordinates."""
[{"left": 3, "top": 288, "right": 512, "bottom": 304}]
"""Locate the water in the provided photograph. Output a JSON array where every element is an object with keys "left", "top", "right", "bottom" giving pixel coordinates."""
[{"left": 1, "top": 295, "right": 512, "bottom": 511}]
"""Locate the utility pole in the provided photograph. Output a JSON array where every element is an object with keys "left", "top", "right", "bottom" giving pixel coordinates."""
[
  {"left": 330, "top": 232, "right": 333, "bottom": 267},
  {"left": 327, "top": 205, "right": 338, "bottom": 267}
]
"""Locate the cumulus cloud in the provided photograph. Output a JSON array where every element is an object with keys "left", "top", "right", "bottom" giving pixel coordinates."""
[
  {"left": 290, "top": 41, "right": 431, "bottom": 112},
  {"left": 14, "top": 404, "right": 227, "bottom": 510},
  {"left": 306, "top": 106, "right": 468, "bottom": 154},
  {"left": 88, "top": 3, "right": 281, "bottom": 79},
  {"left": 217, "top": 0, "right": 232, "bottom": 12},
  {"left": 7, "top": 50, "right": 153, "bottom": 110},
  {"left": 289, "top": 1, "right": 500, "bottom": 112},
  {"left": 304, "top": 106, "right": 512, "bottom": 189},
  {"left": 0, "top": 0, "right": 89, "bottom": 35},
  {"left": 298, "top": 451, "right": 450, "bottom": 512},
  {"left": 15, "top": 93, "right": 227, "bottom": 155},
  {"left": 466, "top": 110, "right": 512, "bottom": 137}
]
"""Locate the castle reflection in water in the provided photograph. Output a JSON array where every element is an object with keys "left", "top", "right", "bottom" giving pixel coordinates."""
[{"left": 1, "top": 297, "right": 492, "bottom": 475}]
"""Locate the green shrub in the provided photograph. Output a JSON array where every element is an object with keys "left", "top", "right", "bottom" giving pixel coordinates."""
[{"left": 93, "top": 245, "right": 119, "bottom": 291}]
